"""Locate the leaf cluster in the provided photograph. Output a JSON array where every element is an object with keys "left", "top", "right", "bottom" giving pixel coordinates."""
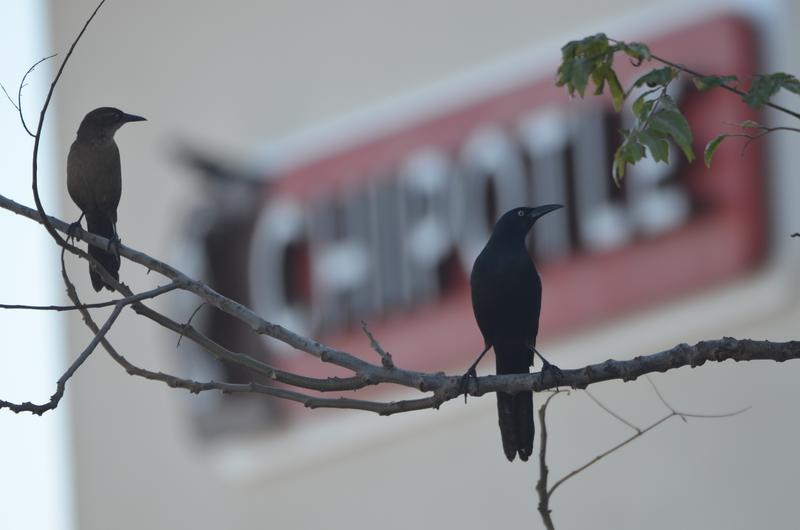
[
  {"left": 557, "top": 36, "right": 692, "bottom": 183},
  {"left": 557, "top": 34, "right": 800, "bottom": 177}
]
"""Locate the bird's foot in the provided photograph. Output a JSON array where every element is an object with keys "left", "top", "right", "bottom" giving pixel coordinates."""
[
  {"left": 532, "top": 347, "right": 563, "bottom": 386},
  {"left": 538, "top": 358, "right": 563, "bottom": 386},
  {"left": 460, "top": 366, "right": 479, "bottom": 404},
  {"left": 460, "top": 345, "right": 490, "bottom": 403},
  {"left": 66, "top": 221, "right": 82, "bottom": 243},
  {"left": 106, "top": 235, "right": 121, "bottom": 258}
]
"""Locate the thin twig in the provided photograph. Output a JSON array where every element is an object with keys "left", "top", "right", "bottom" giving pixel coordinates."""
[
  {"left": 613, "top": 39, "right": 800, "bottom": 122},
  {"left": 546, "top": 379, "right": 750, "bottom": 498},
  {"left": 14, "top": 54, "right": 58, "bottom": 137},
  {"left": 711, "top": 125, "right": 800, "bottom": 157},
  {"left": 536, "top": 391, "right": 561, "bottom": 530},
  {"left": 361, "top": 320, "right": 394, "bottom": 369},
  {"left": 547, "top": 412, "right": 674, "bottom": 497},
  {"left": 534, "top": 376, "right": 750, "bottom": 524},
  {"left": 584, "top": 389, "right": 640, "bottom": 433},
  {"left": 0, "top": 83, "right": 19, "bottom": 110},
  {"left": 645, "top": 375, "right": 675, "bottom": 414},
  {"left": 0, "top": 283, "right": 178, "bottom": 311},
  {"left": 651, "top": 53, "right": 800, "bottom": 121},
  {"left": 177, "top": 302, "right": 206, "bottom": 348}
]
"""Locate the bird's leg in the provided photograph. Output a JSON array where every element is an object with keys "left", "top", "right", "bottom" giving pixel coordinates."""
[
  {"left": 460, "top": 344, "right": 491, "bottom": 402},
  {"left": 107, "top": 223, "right": 121, "bottom": 259},
  {"left": 66, "top": 213, "right": 85, "bottom": 242},
  {"left": 531, "top": 346, "right": 563, "bottom": 385}
]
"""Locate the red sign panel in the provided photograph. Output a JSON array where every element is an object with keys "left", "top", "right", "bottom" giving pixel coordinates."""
[{"left": 245, "top": 14, "right": 765, "bottom": 382}]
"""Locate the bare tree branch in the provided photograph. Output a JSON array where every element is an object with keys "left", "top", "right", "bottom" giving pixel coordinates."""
[
  {"left": 0, "top": 275, "right": 175, "bottom": 414},
  {"left": 10, "top": 191, "right": 800, "bottom": 394},
  {"left": 2, "top": 188, "right": 800, "bottom": 416},
  {"left": 58, "top": 261, "right": 442, "bottom": 416},
  {"left": 0, "top": 304, "right": 121, "bottom": 414}
]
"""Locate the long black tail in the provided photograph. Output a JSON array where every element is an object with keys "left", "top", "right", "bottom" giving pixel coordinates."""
[
  {"left": 495, "top": 342, "right": 534, "bottom": 462},
  {"left": 86, "top": 213, "right": 119, "bottom": 292}
]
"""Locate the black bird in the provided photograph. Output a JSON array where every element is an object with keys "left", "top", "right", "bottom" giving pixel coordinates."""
[
  {"left": 468, "top": 204, "right": 563, "bottom": 462},
  {"left": 67, "top": 107, "right": 146, "bottom": 291}
]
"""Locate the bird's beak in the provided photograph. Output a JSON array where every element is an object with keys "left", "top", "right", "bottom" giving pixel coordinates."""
[
  {"left": 528, "top": 204, "right": 563, "bottom": 221},
  {"left": 122, "top": 113, "right": 147, "bottom": 123}
]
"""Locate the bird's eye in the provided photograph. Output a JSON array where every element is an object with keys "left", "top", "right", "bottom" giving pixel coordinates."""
[{"left": 517, "top": 210, "right": 525, "bottom": 217}]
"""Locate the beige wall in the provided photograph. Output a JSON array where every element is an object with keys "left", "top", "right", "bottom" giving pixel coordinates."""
[{"left": 49, "top": 1, "right": 800, "bottom": 529}]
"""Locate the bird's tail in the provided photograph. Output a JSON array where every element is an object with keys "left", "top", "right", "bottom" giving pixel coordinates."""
[
  {"left": 86, "top": 213, "right": 119, "bottom": 292},
  {"left": 495, "top": 342, "right": 534, "bottom": 462}
]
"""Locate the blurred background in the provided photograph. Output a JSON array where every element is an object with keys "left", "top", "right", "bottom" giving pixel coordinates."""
[{"left": 2, "top": 0, "right": 800, "bottom": 528}]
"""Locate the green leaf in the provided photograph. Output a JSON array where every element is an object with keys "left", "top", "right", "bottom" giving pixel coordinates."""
[
  {"left": 632, "top": 93, "right": 647, "bottom": 118},
  {"left": 557, "top": 34, "right": 619, "bottom": 100},
  {"left": 739, "top": 120, "right": 761, "bottom": 129},
  {"left": 556, "top": 59, "right": 571, "bottom": 89},
  {"left": 613, "top": 138, "right": 646, "bottom": 186},
  {"left": 591, "top": 66, "right": 606, "bottom": 95},
  {"left": 693, "top": 75, "right": 737, "bottom": 91},
  {"left": 557, "top": 57, "right": 592, "bottom": 97},
  {"left": 630, "top": 87, "right": 660, "bottom": 117},
  {"left": 649, "top": 109, "right": 695, "bottom": 162},
  {"left": 743, "top": 76, "right": 778, "bottom": 107},
  {"left": 639, "top": 130, "right": 670, "bottom": 163},
  {"left": 704, "top": 134, "right": 728, "bottom": 168},
  {"left": 576, "top": 33, "right": 610, "bottom": 57},
  {"left": 777, "top": 74, "right": 800, "bottom": 94},
  {"left": 620, "top": 138, "right": 646, "bottom": 163},
  {"left": 623, "top": 42, "right": 651, "bottom": 62},
  {"left": 571, "top": 58, "right": 592, "bottom": 97},
  {"left": 744, "top": 72, "right": 800, "bottom": 108},
  {"left": 606, "top": 68, "right": 625, "bottom": 111},
  {"left": 561, "top": 40, "right": 579, "bottom": 60},
  {"left": 633, "top": 67, "right": 678, "bottom": 88},
  {"left": 655, "top": 93, "right": 679, "bottom": 113}
]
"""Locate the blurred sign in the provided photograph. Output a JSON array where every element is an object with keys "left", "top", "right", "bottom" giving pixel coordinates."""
[{"left": 202, "top": 14, "right": 765, "bottom": 390}]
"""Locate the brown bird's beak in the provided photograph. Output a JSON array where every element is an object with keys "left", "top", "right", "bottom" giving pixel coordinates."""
[
  {"left": 122, "top": 113, "right": 147, "bottom": 123},
  {"left": 528, "top": 204, "right": 563, "bottom": 221}
]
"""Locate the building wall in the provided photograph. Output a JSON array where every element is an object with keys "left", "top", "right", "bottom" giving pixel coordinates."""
[{"left": 48, "top": 1, "right": 800, "bottom": 529}]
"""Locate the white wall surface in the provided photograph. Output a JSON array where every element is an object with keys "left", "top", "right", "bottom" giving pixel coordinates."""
[{"left": 0, "top": 2, "right": 72, "bottom": 529}]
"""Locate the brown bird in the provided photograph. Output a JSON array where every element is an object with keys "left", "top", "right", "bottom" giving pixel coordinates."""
[{"left": 67, "top": 107, "right": 146, "bottom": 291}]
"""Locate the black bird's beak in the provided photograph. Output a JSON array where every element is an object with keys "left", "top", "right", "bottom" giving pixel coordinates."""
[
  {"left": 122, "top": 113, "right": 147, "bottom": 123},
  {"left": 528, "top": 203, "right": 563, "bottom": 221}
]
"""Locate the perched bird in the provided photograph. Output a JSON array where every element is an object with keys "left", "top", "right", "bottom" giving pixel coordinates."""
[
  {"left": 468, "top": 204, "right": 563, "bottom": 462},
  {"left": 67, "top": 107, "right": 146, "bottom": 291}
]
